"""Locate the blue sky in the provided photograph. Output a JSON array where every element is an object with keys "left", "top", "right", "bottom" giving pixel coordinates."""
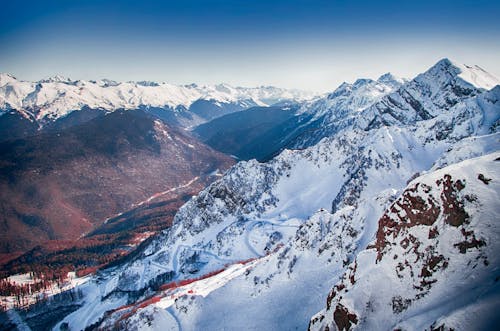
[{"left": 1, "top": 0, "right": 499, "bottom": 91}]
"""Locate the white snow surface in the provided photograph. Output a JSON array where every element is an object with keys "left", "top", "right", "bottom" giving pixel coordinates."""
[
  {"left": 454, "top": 62, "right": 500, "bottom": 90},
  {"left": 298, "top": 73, "right": 406, "bottom": 118}
]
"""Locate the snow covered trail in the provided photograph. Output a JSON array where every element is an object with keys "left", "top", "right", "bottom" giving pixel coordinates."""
[
  {"left": 136, "top": 176, "right": 201, "bottom": 207},
  {"left": 244, "top": 219, "right": 300, "bottom": 257},
  {"left": 151, "top": 261, "right": 172, "bottom": 272},
  {"left": 170, "top": 244, "right": 234, "bottom": 275},
  {"left": 102, "top": 176, "right": 202, "bottom": 225},
  {"left": 166, "top": 308, "right": 182, "bottom": 331},
  {"left": 155, "top": 258, "right": 263, "bottom": 310},
  {"left": 95, "top": 256, "right": 268, "bottom": 329},
  {"left": 244, "top": 221, "right": 267, "bottom": 257}
]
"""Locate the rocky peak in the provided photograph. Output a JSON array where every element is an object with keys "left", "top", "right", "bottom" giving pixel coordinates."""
[
  {"left": 327, "top": 82, "right": 353, "bottom": 99},
  {"left": 352, "top": 78, "right": 375, "bottom": 87},
  {"left": 38, "top": 74, "right": 71, "bottom": 84},
  {"left": 357, "top": 58, "right": 500, "bottom": 130},
  {"left": 418, "top": 57, "right": 499, "bottom": 91},
  {"left": 377, "top": 72, "right": 406, "bottom": 88}
]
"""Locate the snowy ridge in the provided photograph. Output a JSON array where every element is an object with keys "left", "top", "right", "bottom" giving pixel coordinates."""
[
  {"left": 454, "top": 62, "right": 500, "bottom": 90},
  {"left": 290, "top": 73, "right": 405, "bottom": 149},
  {"left": 19, "top": 58, "right": 499, "bottom": 330},
  {"left": 285, "top": 58, "right": 499, "bottom": 150},
  {"left": 357, "top": 58, "right": 500, "bottom": 130},
  {"left": 0, "top": 74, "right": 315, "bottom": 123},
  {"left": 299, "top": 73, "right": 406, "bottom": 118},
  {"left": 431, "top": 133, "right": 500, "bottom": 171}
]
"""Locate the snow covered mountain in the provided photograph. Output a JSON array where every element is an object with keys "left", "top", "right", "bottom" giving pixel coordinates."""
[
  {"left": 193, "top": 73, "right": 405, "bottom": 160},
  {"left": 357, "top": 58, "right": 498, "bottom": 130},
  {"left": 4, "top": 58, "right": 499, "bottom": 330},
  {"left": 195, "top": 59, "right": 498, "bottom": 161},
  {"left": 0, "top": 74, "right": 315, "bottom": 136},
  {"left": 289, "top": 73, "right": 407, "bottom": 149}
]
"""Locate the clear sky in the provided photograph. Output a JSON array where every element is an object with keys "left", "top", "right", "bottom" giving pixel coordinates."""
[{"left": 1, "top": 0, "right": 499, "bottom": 92}]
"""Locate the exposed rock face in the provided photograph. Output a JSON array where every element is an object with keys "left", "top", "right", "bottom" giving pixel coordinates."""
[
  {"left": 333, "top": 304, "right": 359, "bottom": 331},
  {"left": 0, "top": 110, "right": 234, "bottom": 260},
  {"left": 374, "top": 174, "right": 468, "bottom": 261},
  {"left": 309, "top": 153, "right": 500, "bottom": 331}
]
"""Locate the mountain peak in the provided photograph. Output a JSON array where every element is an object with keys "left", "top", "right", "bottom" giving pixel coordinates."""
[
  {"left": 96, "top": 78, "right": 120, "bottom": 87},
  {"left": 215, "top": 83, "right": 234, "bottom": 94},
  {"left": 435, "top": 57, "right": 454, "bottom": 68},
  {"left": 353, "top": 78, "right": 375, "bottom": 87},
  {"left": 426, "top": 58, "right": 500, "bottom": 90},
  {"left": 327, "top": 82, "right": 352, "bottom": 99},
  {"left": 423, "top": 58, "right": 459, "bottom": 76},
  {"left": 0, "top": 73, "right": 17, "bottom": 79},
  {"left": 39, "top": 74, "right": 71, "bottom": 83},
  {"left": 377, "top": 72, "right": 405, "bottom": 84},
  {"left": 0, "top": 73, "right": 18, "bottom": 86},
  {"left": 377, "top": 72, "right": 394, "bottom": 81},
  {"left": 135, "top": 80, "right": 160, "bottom": 87}
]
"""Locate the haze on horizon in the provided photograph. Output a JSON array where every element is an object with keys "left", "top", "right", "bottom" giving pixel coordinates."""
[{"left": 1, "top": 0, "right": 499, "bottom": 93}]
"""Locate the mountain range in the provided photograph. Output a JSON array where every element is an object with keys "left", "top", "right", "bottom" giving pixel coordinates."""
[
  {"left": 0, "top": 58, "right": 499, "bottom": 331},
  {"left": 0, "top": 74, "right": 315, "bottom": 141}
]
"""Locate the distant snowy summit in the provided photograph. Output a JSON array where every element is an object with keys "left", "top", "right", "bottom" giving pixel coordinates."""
[{"left": 0, "top": 74, "right": 317, "bottom": 125}]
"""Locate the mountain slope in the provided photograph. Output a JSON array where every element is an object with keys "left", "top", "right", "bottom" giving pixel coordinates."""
[
  {"left": 309, "top": 152, "right": 500, "bottom": 331},
  {"left": 289, "top": 73, "right": 406, "bottom": 149},
  {"left": 3, "top": 59, "right": 498, "bottom": 330}
]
